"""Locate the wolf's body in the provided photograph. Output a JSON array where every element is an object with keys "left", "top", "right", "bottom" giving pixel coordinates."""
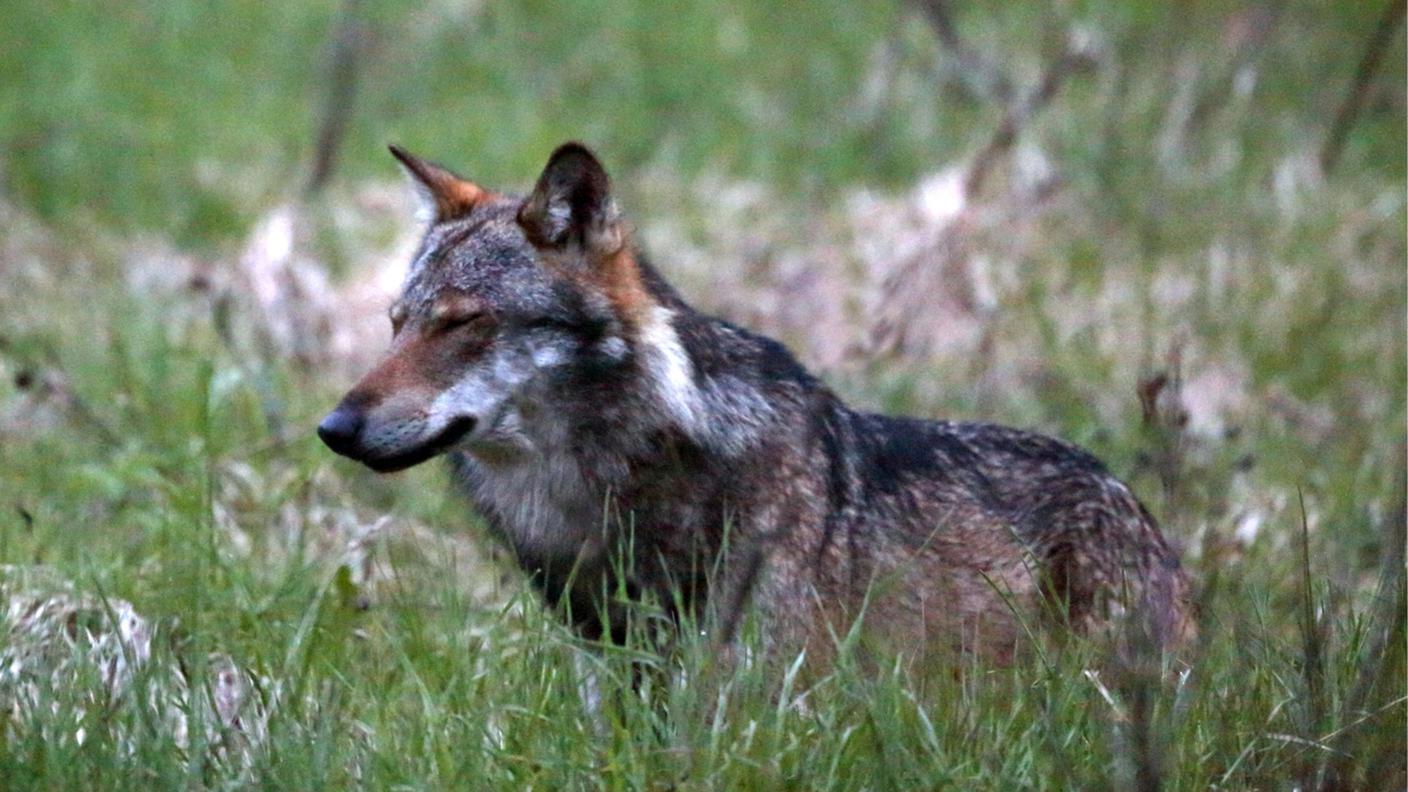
[{"left": 318, "top": 143, "right": 1194, "bottom": 666}]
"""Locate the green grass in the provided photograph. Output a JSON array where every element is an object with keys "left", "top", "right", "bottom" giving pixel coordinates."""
[{"left": 1, "top": 0, "right": 1404, "bottom": 788}]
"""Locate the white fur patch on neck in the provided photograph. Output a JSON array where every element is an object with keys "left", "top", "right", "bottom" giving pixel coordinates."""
[
  {"left": 635, "top": 305, "right": 781, "bottom": 456},
  {"left": 638, "top": 304, "right": 705, "bottom": 436}
]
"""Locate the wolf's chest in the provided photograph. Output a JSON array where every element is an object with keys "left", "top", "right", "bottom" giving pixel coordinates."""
[{"left": 453, "top": 448, "right": 609, "bottom": 567}]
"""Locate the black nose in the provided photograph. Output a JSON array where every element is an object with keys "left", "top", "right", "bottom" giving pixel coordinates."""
[{"left": 317, "top": 407, "right": 364, "bottom": 456}]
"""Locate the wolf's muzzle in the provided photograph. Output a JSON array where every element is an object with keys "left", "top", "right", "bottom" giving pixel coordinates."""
[{"left": 317, "top": 406, "right": 477, "bottom": 473}]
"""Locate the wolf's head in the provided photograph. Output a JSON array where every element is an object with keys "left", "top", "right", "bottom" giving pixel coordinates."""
[{"left": 318, "top": 143, "right": 671, "bottom": 472}]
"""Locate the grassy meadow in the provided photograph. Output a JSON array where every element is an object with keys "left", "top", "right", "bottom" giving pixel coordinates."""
[{"left": 0, "top": 0, "right": 1404, "bottom": 788}]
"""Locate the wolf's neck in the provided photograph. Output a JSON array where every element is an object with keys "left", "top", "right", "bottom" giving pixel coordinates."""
[{"left": 632, "top": 301, "right": 794, "bottom": 458}]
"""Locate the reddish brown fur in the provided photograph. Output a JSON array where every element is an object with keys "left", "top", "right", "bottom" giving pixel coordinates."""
[
  {"left": 343, "top": 316, "right": 492, "bottom": 411},
  {"left": 388, "top": 145, "right": 496, "bottom": 221}
]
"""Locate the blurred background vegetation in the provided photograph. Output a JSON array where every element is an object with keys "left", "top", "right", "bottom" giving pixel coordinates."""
[
  {"left": 0, "top": 0, "right": 1403, "bottom": 788},
  {"left": 3, "top": 1, "right": 1401, "bottom": 243}
]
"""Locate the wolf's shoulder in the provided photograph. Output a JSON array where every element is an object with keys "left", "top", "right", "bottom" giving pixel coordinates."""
[{"left": 673, "top": 310, "right": 822, "bottom": 393}]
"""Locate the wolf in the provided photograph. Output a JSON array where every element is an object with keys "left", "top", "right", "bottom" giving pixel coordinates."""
[{"left": 318, "top": 142, "right": 1194, "bottom": 667}]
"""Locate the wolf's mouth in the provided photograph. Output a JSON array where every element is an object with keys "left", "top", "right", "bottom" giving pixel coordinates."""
[{"left": 364, "top": 416, "right": 478, "bottom": 473}]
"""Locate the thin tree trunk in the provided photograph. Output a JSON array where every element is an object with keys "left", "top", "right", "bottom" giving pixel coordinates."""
[{"left": 307, "top": 0, "right": 367, "bottom": 195}]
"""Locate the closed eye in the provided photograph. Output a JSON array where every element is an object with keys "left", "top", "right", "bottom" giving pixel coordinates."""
[
  {"left": 428, "top": 295, "right": 492, "bottom": 334},
  {"left": 436, "top": 311, "right": 491, "bottom": 334}
]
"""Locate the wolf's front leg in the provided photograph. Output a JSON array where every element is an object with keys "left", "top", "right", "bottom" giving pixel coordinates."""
[{"left": 707, "top": 536, "right": 835, "bottom": 683}]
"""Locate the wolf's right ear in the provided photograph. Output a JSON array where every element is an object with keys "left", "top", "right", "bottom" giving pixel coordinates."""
[
  {"left": 517, "top": 143, "right": 623, "bottom": 255},
  {"left": 389, "top": 145, "right": 486, "bottom": 222}
]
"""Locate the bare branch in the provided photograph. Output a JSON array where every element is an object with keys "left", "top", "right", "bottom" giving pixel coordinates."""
[
  {"left": 909, "top": 0, "right": 1013, "bottom": 102},
  {"left": 1320, "top": 0, "right": 1405, "bottom": 176},
  {"left": 1184, "top": 5, "right": 1281, "bottom": 135},
  {"left": 964, "top": 44, "right": 1096, "bottom": 199},
  {"left": 862, "top": 28, "right": 1095, "bottom": 361}
]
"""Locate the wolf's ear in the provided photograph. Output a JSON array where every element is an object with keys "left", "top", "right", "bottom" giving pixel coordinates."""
[
  {"left": 389, "top": 145, "right": 486, "bottom": 222},
  {"left": 517, "top": 143, "right": 623, "bottom": 255}
]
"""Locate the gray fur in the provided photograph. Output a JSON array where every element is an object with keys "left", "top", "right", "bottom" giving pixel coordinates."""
[{"left": 319, "top": 143, "right": 1196, "bottom": 667}]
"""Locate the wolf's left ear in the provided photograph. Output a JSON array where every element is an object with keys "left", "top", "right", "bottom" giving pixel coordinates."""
[
  {"left": 389, "top": 145, "right": 486, "bottom": 222},
  {"left": 518, "top": 143, "right": 623, "bottom": 255}
]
